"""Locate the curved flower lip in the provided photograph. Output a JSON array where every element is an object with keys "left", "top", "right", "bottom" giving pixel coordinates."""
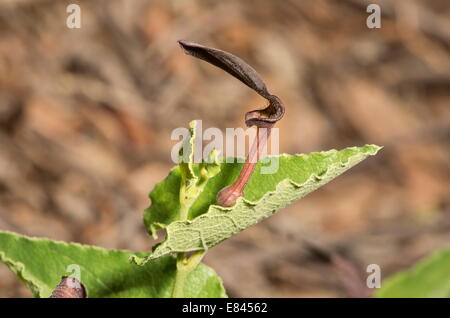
[
  {"left": 178, "top": 40, "right": 285, "bottom": 207},
  {"left": 245, "top": 94, "right": 284, "bottom": 128},
  {"left": 177, "top": 40, "right": 284, "bottom": 128}
]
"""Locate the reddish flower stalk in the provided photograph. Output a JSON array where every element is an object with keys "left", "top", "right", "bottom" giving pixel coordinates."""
[{"left": 216, "top": 124, "right": 273, "bottom": 207}]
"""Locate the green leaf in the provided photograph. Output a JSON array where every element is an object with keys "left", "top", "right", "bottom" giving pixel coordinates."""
[
  {"left": 0, "top": 231, "right": 227, "bottom": 298},
  {"left": 376, "top": 246, "right": 450, "bottom": 298},
  {"left": 139, "top": 144, "right": 381, "bottom": 264}
]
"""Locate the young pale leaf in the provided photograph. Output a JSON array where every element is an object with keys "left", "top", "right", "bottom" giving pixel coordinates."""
[
  {"left": 146, "top": 121, "right": 221, "bottom": 237},
  {"left": 376, "top": 246, "right": 450, "bottom": 298},
  {"left": 137, "top": 145, "right": 381, "bottom": 264},
  {"left": 0, "top": 231, "right": 226, "bottom": 298}
]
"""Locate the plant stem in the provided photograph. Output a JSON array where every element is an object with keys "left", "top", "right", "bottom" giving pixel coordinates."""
[
  {"left": 172, "top": 251, "right": 205, "bottom": 298},
  {"left": 172, "top": 179, "right": 205, "bottom": 298},
  {"left": 179, "top": 188, "right": 189, "bottom": 221}
]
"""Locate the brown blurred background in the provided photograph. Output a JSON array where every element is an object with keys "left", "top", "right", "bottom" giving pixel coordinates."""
[{"left": 0, "top": 0, "right": 449, "bottom": 297}]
